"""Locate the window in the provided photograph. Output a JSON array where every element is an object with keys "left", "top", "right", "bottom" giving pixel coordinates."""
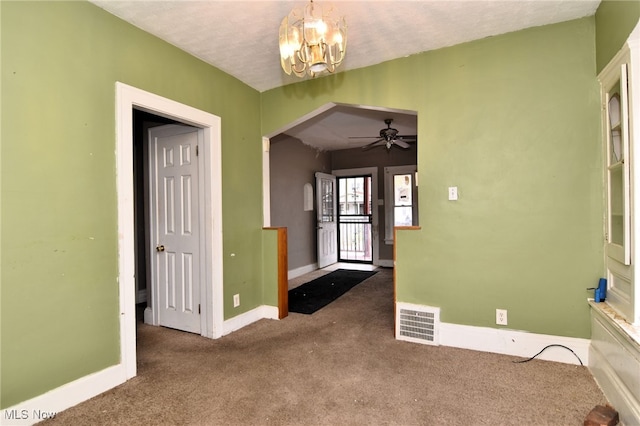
[
  {"left": 599, "top": 41, "right": 638, "bottom": 324},
  {"left": 319, "top": 177, "right": 334, "bottom": 223},
  {"left": 384, "top": 165, "right": 418, "bottom": 244},
  {"left": 603, "top": 62, "right": 631, "bottom": 266},
  {"left": 393, "top": 174, "right": 414, "bottom": 226}
]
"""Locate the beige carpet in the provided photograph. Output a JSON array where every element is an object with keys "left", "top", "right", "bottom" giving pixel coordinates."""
[{"left": 42, "top": 267, "right": 606, "bottom": 425}]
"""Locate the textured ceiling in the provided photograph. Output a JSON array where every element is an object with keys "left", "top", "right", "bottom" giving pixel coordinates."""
[
  {"left": 90, "top": 0, "right": 599, "bottom": 93},
  {"left": 90, "top": 0, "right": 600, "bottom": 151}
]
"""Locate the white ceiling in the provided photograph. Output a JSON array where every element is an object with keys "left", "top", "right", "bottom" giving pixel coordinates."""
[
  {"left": 270, "top": 103, "right": 419, "bottom": 151},
  {"left": 90, "top": 0, "right": 600, "bottom": 151}
]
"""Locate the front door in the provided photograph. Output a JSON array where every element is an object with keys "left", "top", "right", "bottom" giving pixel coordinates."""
[
  {"left": 316, "top": 172, "right": 338, "bottom": 268},
  {"left": 149, "top": 124, "right": 202, "bottom": 334},
  {"left": 337, "top": 175, "right": 373, "bottom": 263}
]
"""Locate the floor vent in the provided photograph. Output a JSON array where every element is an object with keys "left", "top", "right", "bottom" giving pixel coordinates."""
[{"left": 396, "top": 303, "right": 440, "bottom": 346}]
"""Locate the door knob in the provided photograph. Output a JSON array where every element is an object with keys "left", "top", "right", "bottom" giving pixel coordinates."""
[{"left": 156, "top": 245, "right": 165, "bottom": 252}]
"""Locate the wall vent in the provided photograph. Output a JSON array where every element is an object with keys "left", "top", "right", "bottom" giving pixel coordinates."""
[{"left": 396, "top": 303, "right": 440, "bottom": 346}]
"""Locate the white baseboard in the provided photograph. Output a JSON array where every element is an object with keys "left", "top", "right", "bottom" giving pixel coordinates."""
[
  {"left": 143, "top": 307, "right": 154, "bottom": 325},
  {"left": 222, "top": 305, "right": 279, "bottom": 336},
  {"left": 289, "top": 261, "right": 391, "bottom": 277},
  {"left": 2, "top": 307, "right": 590, "bottom": 426},
  {"left": 0, "top": 304, "right": 281, "bottom": 426},
  {"left": 1, "top": 305, "right": 280, "bottom": 426},
  {"left": 288, "top": 263, "right": 317, "bottom": 280},
  {"left": 1, "top": 364, "right": 126, "bottom": 426},
  {"left": 439, "top": 322, "right": 590, "bottom": 365},
  {"left": 376, "top": 259, "right": 393, "bottom": 268}
]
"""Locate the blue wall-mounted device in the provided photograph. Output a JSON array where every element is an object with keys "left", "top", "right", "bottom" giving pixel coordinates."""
[{"left": 594, "top": 278, "right": 607, "bottom": 303}]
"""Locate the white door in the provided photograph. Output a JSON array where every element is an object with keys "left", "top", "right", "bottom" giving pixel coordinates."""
[
  {"left": 149, "top": 124, "right": 202, "bottom": 334},
  {"left": 316, "top": 172, "right": 338, "bottom": 268}
]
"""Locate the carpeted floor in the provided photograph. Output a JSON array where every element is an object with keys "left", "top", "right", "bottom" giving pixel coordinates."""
[{"left": 42, "top": 267, "right": 606, "bottom": 425}]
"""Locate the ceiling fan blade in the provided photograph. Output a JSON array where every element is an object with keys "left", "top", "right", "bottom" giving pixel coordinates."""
[
  {"left": 396, "top": 135, "right": 417, "bottom": 141},
  {"left": 361, "top": 139, "right": 385, "bottom": 150},
  {"left": 394, "top": 139, "right": 410, "bottom": 149},
  {"left": 349, "top": 136, "right": 382, "bottom": 139}
]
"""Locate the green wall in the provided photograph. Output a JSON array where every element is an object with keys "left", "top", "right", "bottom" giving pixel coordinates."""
[
  {"left": 595, "top": 0, "right": 640, "bottom": 73},
  {"left": 0, "top": 0, "right": 611, "bottom": 411},
  {"left": 1, "top": 1, "right": 263, "bottom": 408},
  {"left": 262, "top": 17, "right": 602, "bottom": 338}
]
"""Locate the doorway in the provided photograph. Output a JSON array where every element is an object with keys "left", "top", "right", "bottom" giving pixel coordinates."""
[
  {"left": 333, "top": 167, "right": 380, "bottom": 266},
  {"left": 116, "top": 82, "right": 223, "bottom": 380},
  {"left": 337, "top": 175, "right": 373, "bottom": 263},
  {"left": 264, "top": 104, "right": 416, "bottom": 275}
]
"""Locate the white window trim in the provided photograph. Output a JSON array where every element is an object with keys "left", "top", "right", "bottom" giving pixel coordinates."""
[
  {"left": 384, "top": 165, "right": 418, "bottom": 244},
  {"left": 600, "top": 22, "right": 640, "bottom": 325},
  {"left": 627, "top": 23, "right": 640, "bottom": 325}
]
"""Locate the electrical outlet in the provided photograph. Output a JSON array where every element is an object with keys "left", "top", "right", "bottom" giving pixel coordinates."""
[
  {"left": 233, "top": 294, "right": 240, "bottom": 308},
  {"left": 496, "top": 309, "right": 508, "bottom": 325}
]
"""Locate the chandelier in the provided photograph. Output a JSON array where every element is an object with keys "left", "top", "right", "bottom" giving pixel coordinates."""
[{"left": 279, "top": 0, "right": 347, "bottom": 78}]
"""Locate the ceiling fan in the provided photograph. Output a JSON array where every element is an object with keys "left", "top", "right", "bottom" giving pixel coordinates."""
[{"left": 350, "top": 118, "right": 417, "bottom": 151}]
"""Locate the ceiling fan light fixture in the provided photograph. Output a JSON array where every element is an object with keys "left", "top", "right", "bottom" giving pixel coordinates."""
[
  {"left": 279, "top": 0, "right": 347, "bottom": 78},
  {"left": 351, "top": 118, "right": 417, "bottom": 151}
]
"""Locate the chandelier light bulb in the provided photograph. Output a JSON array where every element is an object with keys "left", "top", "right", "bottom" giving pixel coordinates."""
[{"left": 279, "top": 0, "right": 347, "bottom": 78}]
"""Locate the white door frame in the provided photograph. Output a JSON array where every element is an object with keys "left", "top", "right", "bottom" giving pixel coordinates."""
[{"left": 116, "top": 82, "right": 223, "bottom": 380}]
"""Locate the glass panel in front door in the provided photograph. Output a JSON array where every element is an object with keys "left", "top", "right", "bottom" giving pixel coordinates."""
[{"left": 321, "top": 179, "right": 334, "bottom": 223}]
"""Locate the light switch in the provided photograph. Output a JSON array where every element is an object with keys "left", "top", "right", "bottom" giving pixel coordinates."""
[{"left": 448, "top": 186, "right": 458, "bottom": 201}]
